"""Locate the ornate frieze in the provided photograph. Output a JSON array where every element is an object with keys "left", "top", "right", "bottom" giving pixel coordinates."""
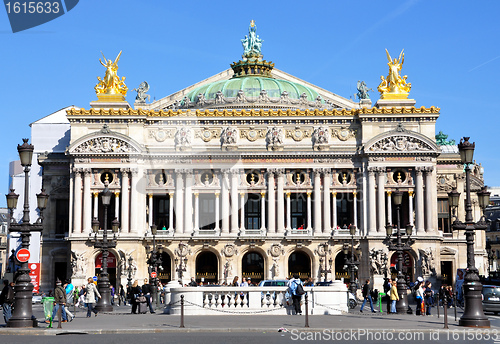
[
  {"left": 312, "top": 126, "right": 330, "bottom": 151},
  {"left": 268, "top": 244, "right": 284, "bottom": 258},
  {"left": 437, "top": 174, "right": 457, "bottom": 192},
  {"left": 369, "top": 135, "right": 433, "bottom": 152},
  {"left": 240, "top": 128, "right": 266, "bottom": 142},
  {"left": 332, "top": 127, "right": 356, "bottom": 141},
  {"left": 149, "top": 129, "right": 175, "bottom": 142},
  {"left": 73, "top": 137, "right": 137, "bottom": 154},
  {"left": 266, "top": 126, "right": 283, "bottom": 151},
  {"left": 195, "top": 128, "right": 221, "bottom": 143},
  {"left": 221, "top": 127, "right": 238, "bottom": 150},
  {"left": 175, "top": 127, "right": 192, "bottom": 151},
  {"left": 285, "top": 127, "right": 312, "bottom": 142},
  {"left": 221, "top": 244, "right": 238, "bottom": 258}
]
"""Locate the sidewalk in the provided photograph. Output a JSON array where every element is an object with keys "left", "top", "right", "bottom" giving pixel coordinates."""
[{"left": 0, "top": 304, "right": 495, "bottom": 335}]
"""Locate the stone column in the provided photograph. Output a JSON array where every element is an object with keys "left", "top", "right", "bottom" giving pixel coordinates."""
[
  {"left": 120, "top": 168, "right": 130, "bottom": 234},
  {"left": 424, "top": 166, "right": 434, "bottom": 233},
  {"left": 221, "top": 170, "right": 230, "bottom": 234},
  {"left": 82, "top": 169, "right": 91, "bottom": 234},
  {"left": 194, "top": 192, "right": 199, "bottom": 231},
  {"left": 260, "top": 191, "right": 266, "bottom": 231},
  {"left": 93, "top": 192, "right": 99, "bottom": 220},
  {"left": 415, "top": 167, "right": 425, "bottom": 234},
  {"left": 332, "top": 191, "right": 337, "bottom": 231},
  {"left": 408, "top": 191, "right": 414, "bottom": 226},
  {"left": 69, "top": 172, "right": 73, "bottom": 234},
  {"left": 230, "top": 170, "right": 239, "bottom": 234},
  {"left": 353, "top": 191, "right": 358, "bottom": 229},
  {"left": 276, "top": 169, "right": 285, "bottom": 234},
  {"left": 367, "top": 167, "right": 377, "bottom": 235},
  {"left": 313, "top": 169, "right": 322, "bottom": 235},
  {"left": 286, "top": 191, "right": 291, "bottom": 230},
  {"left": 175, "top": 169, "right": 184, "bottom": 235},
  {"left": 73, "top": 168, "right": 82, "bottom": 234},
  {"left": 267, "top": 170, "right": 276, "bottom": 234},
  {"left": 168, "top": 192, "right": 174, "bottom": 231},
  {"left": 307, "top": 191, "right": 312, "bottom": 230},
  {"left": 130, "top": 169, "right": 139, "bottom": 234},
  {"left": 214, "top": 192, "right": 220, "bottom": 231},
  {"left": 377, "top": 167, "right": 386, "bottom": 233},
  {"left": 323, "top": 170, "right": 331, "bottom": 233},
  {"left": 184, "top": 170, "right": 193, "bottom": 234},
  {"left": 240, "top": 192, "right": 245, "bottom": 231},
  {"left": 361, "top": 168, "right": 368, "bottom": 236},
  {"left": 387, "top": 191, "right": 392, "bottom": 225},
  {"left": 148, "top": 194, "right": 153, "bottom": 228}
]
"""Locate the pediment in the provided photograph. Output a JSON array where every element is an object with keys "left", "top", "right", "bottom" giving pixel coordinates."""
[
  {"left": 364, "top": 125, "right": 439, "bottom": 155},
  {"left": 67, "top": 125, "right": 143, "bottom": 155},
  {"left": 140, "top": 68, "right": 358, "bottom": 112},
  {"left": 440, "top": 246, "right": 457, "bottom": 256}
]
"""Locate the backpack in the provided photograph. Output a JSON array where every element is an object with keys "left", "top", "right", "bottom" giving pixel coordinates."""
[
  {"left": 295, "top": 282, "right": 305, "bottom": 296},
  {"left": 6, "top": 286, "right": 14, "bottom": 304}
]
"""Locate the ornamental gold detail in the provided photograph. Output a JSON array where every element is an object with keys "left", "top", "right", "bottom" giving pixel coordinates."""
[
  {"left": 94, "top": 51, "right": 128, "bottom": 101},
  {"left": 377, "top": 49, "right": 411, "bottom": 100}
]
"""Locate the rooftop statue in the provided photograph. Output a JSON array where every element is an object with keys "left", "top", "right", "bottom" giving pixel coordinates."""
[
  {"left": 435, "top": 131, "right": 456, "bottom": 146},
  {"left": 95, "top": 51, "right": 128, "bottom": 97},
  {"left": 133, "top": 81, "right": 150, "bottom": 103},
  {"left": 356, "top": 80, "right": 373, "bottom": 100},
  {"left": 241, "top": 20, "right": 263, "bottom": 59},
  {"left": 377, "top": 49, "right": 411, "bottom": 99}
]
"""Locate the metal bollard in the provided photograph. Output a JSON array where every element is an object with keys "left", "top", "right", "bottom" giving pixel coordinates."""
[
  {"left": 180, "top": 295, "right": 185, "bottom": 328},
  {"left": 304, "top": 293, "right": 309, "bottom": 328},
  {"left": 57, "top": 304, "right": 62, "bottom": 329},
  {"left": 443, "top": 294, "right": 449, "bottom": 329},
  {"left": 436, "top": 294, "right": 439, "bottom": 318}
]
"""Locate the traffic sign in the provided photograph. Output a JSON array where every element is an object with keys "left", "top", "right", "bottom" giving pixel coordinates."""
[
  {"left": 16, "top": 248, "right": 30, "bottom": 263},
  {"left": 93, "top": 276, "right": 98, "bottom": 282},
  {"left": 151, "top": 271, "right": 157, "bottom": 278}
]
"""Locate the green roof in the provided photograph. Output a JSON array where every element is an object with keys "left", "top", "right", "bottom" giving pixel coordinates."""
[{"left": 185, "top": 76, "right": 322, "bottom": 103}]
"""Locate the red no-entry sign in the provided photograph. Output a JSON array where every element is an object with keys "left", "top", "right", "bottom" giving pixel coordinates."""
[
  {"left": 16, "top": 249, "right": 30, "bottom": 263},
  {"left": 151, "top": 271, "right": 157, "bottom": 278}
]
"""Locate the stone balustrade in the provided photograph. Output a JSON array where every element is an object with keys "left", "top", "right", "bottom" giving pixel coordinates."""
[{"left": 164, "top": 280, "right": 348, "bottom": 315}]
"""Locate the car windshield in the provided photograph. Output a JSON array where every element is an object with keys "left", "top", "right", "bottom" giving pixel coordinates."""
[{"left": 483, "top": 287, "right": 500, "bottom": 298}]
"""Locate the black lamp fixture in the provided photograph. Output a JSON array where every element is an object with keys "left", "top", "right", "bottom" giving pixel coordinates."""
[
  {"left": 5, "top": 139, "right": 47, "bottom": 327},
  {"left": 344, "top": 224, "right": 359, "bottom": 294},
  {"left": 449, "top": 137, "right": 490, "bottom": 328},
  {"left": 147, "top": 224, "right": 162, "bottom": 309}
]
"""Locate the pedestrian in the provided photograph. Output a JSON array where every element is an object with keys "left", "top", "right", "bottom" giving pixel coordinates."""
[
  {"left": 84, "top": 277, "right": 101, "bottom": 317},
  {"left": 383, "top": 278, "right": 392, "bottom": 313},
  {"left": 0, "top": 279, "right": 14, "bottom": 323},
  {"left": 360, "top": 279, "right": 376, "bottom": 313},
  {"left": 288, "top": 274, "right": 304, "bottom": 315},
  {"left": 424, "top": 281, "right": 433, "bottom": 316},
  {"left": 64, "top": 280, "right": 75, "bottom": 321},
  {"left": 231, "top": 276, "right": 239, "bottom": 286},
  {"left": 118, "top": 285, "right": 126, "bottom": 306},
  {"left": 76, "top": 284, "right": 86, "bottom": 308},
  {"left": 188, "top": 277, "right": 197, "bottom": 287},
  {"left": 51, "top": 279, "right": 68, "bottom": 323},
  {"left": 110, "top": 285, "right": 115, "bottom": 306},
  {"left": 142, "top": 279, "right": 155, "bottom": 313},
  {"left": 240, "top": 277, "right": 249, "bottom": 287},
  {"left": 130, "top": 280, "right": 142, "bottom": 314},
  {"left": 415, "top": 280, "right": 424, "bottom": 315},
  {"left": 390, "top": 280, "right": 399, "bottom": 314}
]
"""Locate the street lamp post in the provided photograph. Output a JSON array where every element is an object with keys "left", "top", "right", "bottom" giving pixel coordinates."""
[
  {"left": 147, "top": 224, "right": 162, "bottom": 309},
  {"left": 5, "top": 139, "right": 49, "bottom": 327},
  {"left": 92, "top": 186, "right": 119, "bottom": 312},
  {"left": 384, "top": 189, "right": 414, "bottom": 314},
  {"left": 449, "top": 136, "right": 490, "bottom": 328},
  {"left": 344, "top": 224, "right": 359, "bottom": 295},
  {"left": 175, "top": 257, "right": 188, "bottom": 283},
  {"left": 126, "top": 256, "right": 134, "bottom": 288},
  {"left": 318, "top": 243, "right": 333, "bottom": 282}
]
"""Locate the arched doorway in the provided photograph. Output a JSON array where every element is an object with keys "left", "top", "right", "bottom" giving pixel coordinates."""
[
  {"left": 334, "top": 251, "right": 356, "bottom": 283},
  {"left": 95, "top": 252, "right": 117, "bottom": 288},
  {"left": 288, "top": 251, "right": 311, "bottom": 279},
  {"left": 160, "top": 252, "right": 171, "bottom": 284},
  {"left": 196, "top": 251, "right": 218, "bottom": 284},
  {"left": 390, "top": 252, "right": 414, "bottom": 286},
  {"left": 242, "top": 251, "right": 264, "bottom": 284}
]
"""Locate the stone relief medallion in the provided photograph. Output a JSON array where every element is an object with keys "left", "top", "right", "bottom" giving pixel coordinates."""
[
  {"left": 194, "top": 128, "right": 221, "bottom": 143},
  {"left": 314, "top": 243, "right": 329, "bottom": 257},
  {"left": 247, "top": 129, "right": 259, "bottom": 141},
  {"left": 268, "top": 244, "right": 284, "bottom": 258},
  {"left": 175, "top": 242, "right": 191, "bottom": 258},
  {"left": 338, "top": 129, "right": 350, "bottom": 141},
  {"left": 222, "top": 244, "right": 238, "bottom": 257}
]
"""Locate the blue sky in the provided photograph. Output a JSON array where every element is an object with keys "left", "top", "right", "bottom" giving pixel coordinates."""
[{"left": 1, "top": 0, "right": 499, "bottom": 206}]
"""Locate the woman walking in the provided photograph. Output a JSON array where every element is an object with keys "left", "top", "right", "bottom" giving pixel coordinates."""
[
  {"left": 84, "top": 277, "right": 101, "bottom": 317},
  {"left": 390, "top": 280, "right": 399, "bottom": 314}
]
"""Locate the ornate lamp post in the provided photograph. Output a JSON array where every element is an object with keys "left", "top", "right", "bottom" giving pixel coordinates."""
[
  {"left": 126, "top": 256, "right": 134, "bottom": 288},
  {"left": 343, "top": 224, "right": 359, "bottom": 294},
  {"left": 147, "top": 224, "right": 162, "bottom": 308},
  {"left": 449, "top": 136, "right": 490, "bottom": 328},
  {"left": 92, "top": 186, "right": 119, "bottom": 312},
  {"left": 384, "top": 189, "right": 414, "bottom": 314},
  {"left": 175, "top": 256, "right": 188, "bottom": 283},
  {"left": 318, "top": 243, "right": 333, "bottom": 282},
  {"left": 6, "top": 139, "right": 48, "bottom": 327}
]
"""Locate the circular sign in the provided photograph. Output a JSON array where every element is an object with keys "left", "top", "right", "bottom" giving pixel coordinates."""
[
  {"left": 93, "top": 276, "right": 98, "bottom": 282},
  {"left": 150, "top": 271, "right": 157, "bottom": 278},
  {"left": 16, "top": 249, "right": 30, "bottom": 263}
]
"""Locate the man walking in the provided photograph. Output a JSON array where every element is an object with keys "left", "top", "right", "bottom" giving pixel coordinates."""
[
  {"left": 0, "top": 279, "right": 14, "bottom": 323},
  {"left": 288, "top": 274, "right": 304, "bottom": 315},
  {"left": 51, "top": 279, "right": 68, "bottom": 323},
  {"left": 360, "top": 279, "right": 376, "bottom": 313}
]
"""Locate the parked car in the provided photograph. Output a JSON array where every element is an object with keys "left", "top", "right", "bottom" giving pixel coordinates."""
[
  {"left": 482, "top": 285, "right": 500, "bottom": 314},
  {"left": 258, "top": 280, "right": 288, "bottom": 287},
  {"left": 32, "top": 293, "right": 42, "bottom": 304}
]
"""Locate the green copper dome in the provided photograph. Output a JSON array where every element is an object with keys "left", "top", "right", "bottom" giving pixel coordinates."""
[{"left": 185, "top": 76, "right": 322, "bottom": 103}]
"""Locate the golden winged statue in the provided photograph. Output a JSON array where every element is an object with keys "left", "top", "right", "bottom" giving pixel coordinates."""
[
  {"left": 378, "top": 49, "right": 411, "bottom": 99},
  {"left": 95, "top": 51, "right": 128, "bottom": 99}
]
